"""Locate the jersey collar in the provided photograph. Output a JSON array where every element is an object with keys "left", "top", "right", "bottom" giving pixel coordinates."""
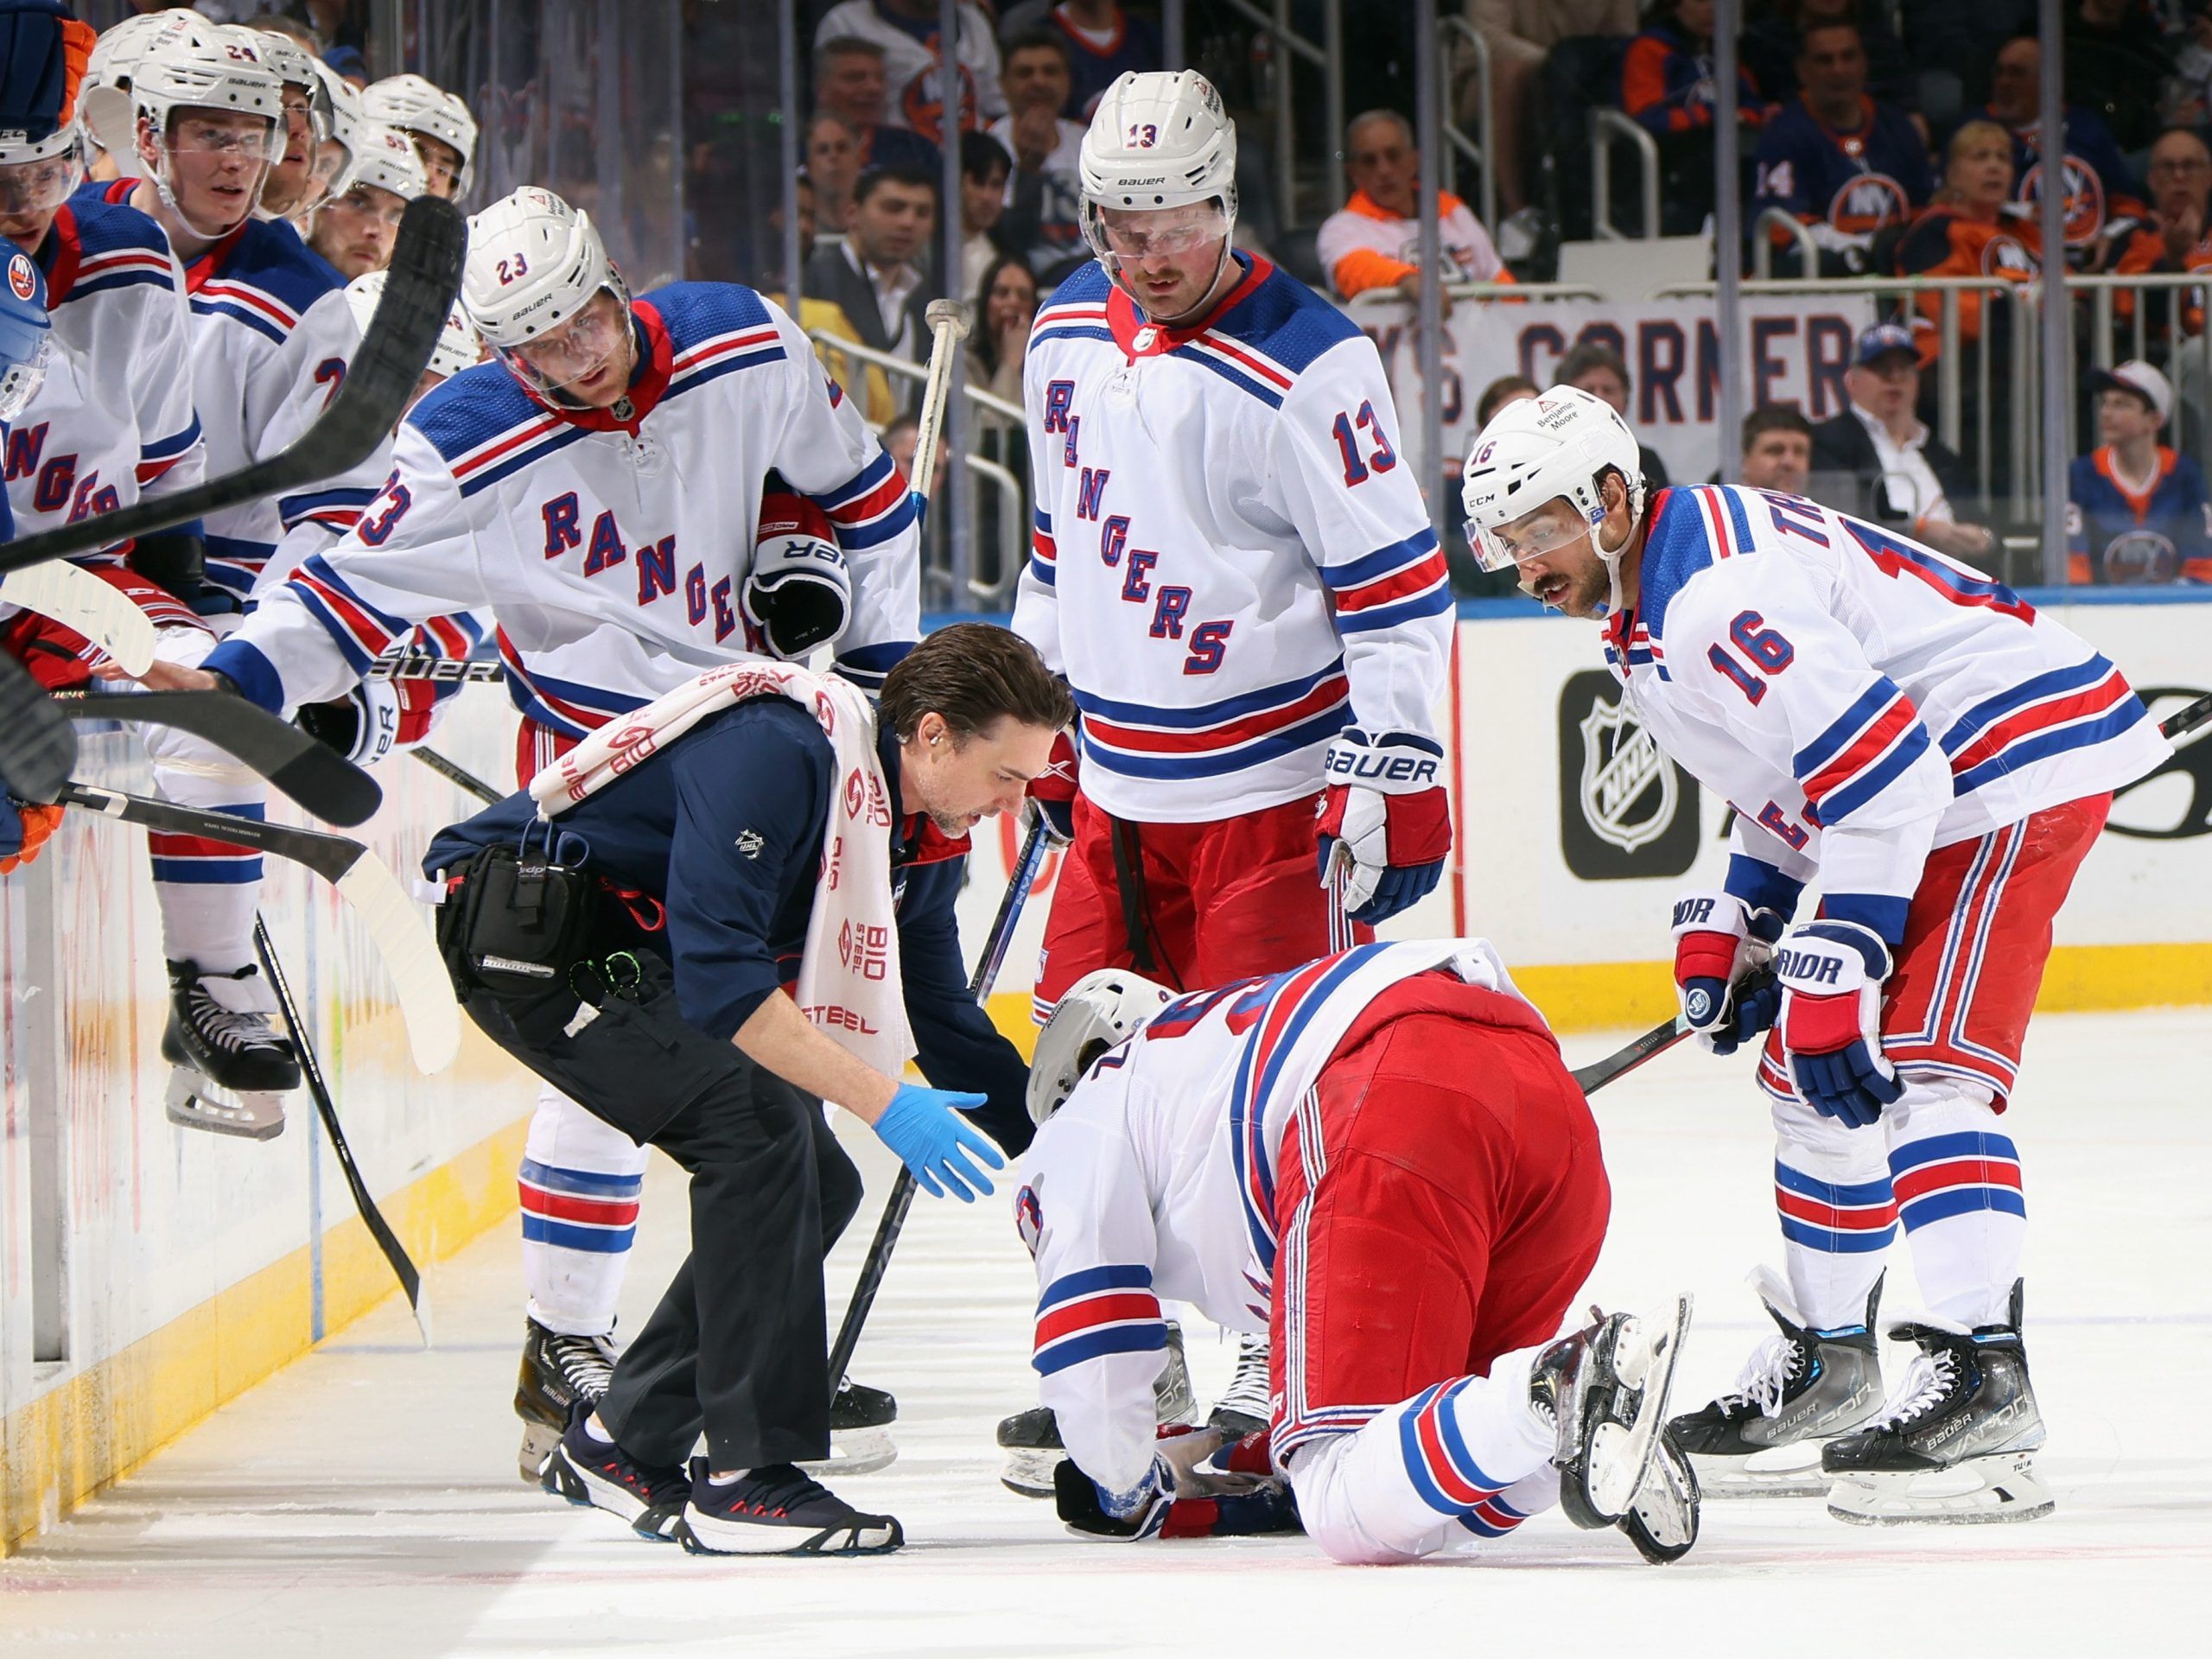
[
  {"left": 529, "top": 301, "right": 673, "bottom": 436},
  {"left": 1106, "top": 251, "right": 1272, "bottom": 359},
  {"left": 31, "top": 204, "right": 80, "bottom": 305},
  {"left": 181, "top": 221, "right": 252, "bottom": 294}
]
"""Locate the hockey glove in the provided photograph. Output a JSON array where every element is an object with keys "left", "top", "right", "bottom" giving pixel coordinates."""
[
  {"left": 1024, "top": 725, "right": 1079, "bottom": 843},
  {"left": 1053, "top": 1452, "right": 1301, "bottom": 1541},
  {"left": 873, "top": 1082, "right": 1005, "bottom": 1201},
  {"left": 742, "top": 492, "right": 851, "bottom": 660},
  {"left": 127, "top": 531, "right": 207, "bottom": 603},
  {"left": 1316, "top": 729, "right": 1452, "bottom": 925},
  {"left": 0, "top": 798, "right": 62, "bottom": 874},
  {"left": 296, "top": 677, "right": 436, "bottom": 767},
  {"left": 1670, "top": 890, "right": 1784, "bottom": 1055},
  {"left": 1776, "top": 919, "right": 1903, "bottom": 1128}
]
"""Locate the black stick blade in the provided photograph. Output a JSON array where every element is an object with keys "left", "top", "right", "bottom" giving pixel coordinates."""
[
  {"left": 0, "top": 655, "right": 75, "bottom": 802},
  {"left": 69, "top": 690, "right": 383, "bottom": 827}
]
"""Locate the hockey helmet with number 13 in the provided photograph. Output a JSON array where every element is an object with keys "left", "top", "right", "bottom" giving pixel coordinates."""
[
  {"left": 1027, "top": 969, "right": 1174, "bottom": 1126},
  {"left": 1078, "top": 70, "right": 1237, "bottom": 297},
  {"left": 1461, "top": 384, "right": 1649, "bottom": 613}
]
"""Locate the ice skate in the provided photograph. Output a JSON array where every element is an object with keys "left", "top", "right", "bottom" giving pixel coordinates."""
[
  {"left": 162, "top": 959, "right": 297, "bottom": 1140},
  {"left": 1618, "top": 1429, "right": 1700, "bottom": 1563},
  {"left": 1823, "top": 1283, "right": 2051, "bottom": 1526},
  {"left": 797, "top": 1377, "right": 899, "bottom": 1478},
  {"left": 514, "top": 1319, "right": 619, "bottom": 1482},
  {"left": 674, "top": 1459, "right": 903, "bottom": 1556},
  {"left": 1206, "top": 1329, "right": 1271, "bottom": 1440},
  {"left": 1532, "top": 1295, "right": 1693, "bottom": 1530},
  {"left": 999, "top": 1320, "right": 1192, "bottom": 1496},
  {"left": 541, "top": 1411, "right": 691, "bottom": 1541},
  {"left": 1669, "top": 1268, "right": 1882, "bottom": 1497}
]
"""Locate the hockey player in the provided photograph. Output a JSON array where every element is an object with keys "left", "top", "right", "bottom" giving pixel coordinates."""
[
  {"left": 1020, "top": 946, "right": 1697, "bottom": 1563},
  {"left": 1007, "top": 67, "right": 1453, "bottom": 1467},
  {"left": 359, "top": 73, "right": 474, "bottom": 203},
  {"left": 134, "top": 186, "right": 931, "bottom": 1476},
  {"left": 0, "top": 231, "right": 60, "bottom": 871},
  {"left": 344, "top": 264, "right": 483, "bottom": 424},
  {"left": 0, "top": 5, "right": 321, "bottom": 1132},
  {"left": 247, "top": 27, "right": 330, "bottom": 223},
  {"left": 305, "top": 120, "right": 423, "bottom": 280},
  {"left": 424, "top": 624, "right": 1057, "bottom": 1556},
  {"left": 1459, "top": 385, "right": 2171, "bottom": 1522}
]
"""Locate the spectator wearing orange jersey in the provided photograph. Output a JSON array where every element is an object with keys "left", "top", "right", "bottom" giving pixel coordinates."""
[
  {"left": 1967, "top": 34, "right": 2146, "bottom": 271},
  {"left": 2107, "top": 127, "right": 2212, "bottom": 338},
  {"left": 1316, "top": 109, "right": 1515, "bottom": 318},
  {"left": 1893, "top": 120, "right": 2040, "bottom": 367},
  {"left": 1622, "top": 0, "right": 1770, "bottom": 235}
]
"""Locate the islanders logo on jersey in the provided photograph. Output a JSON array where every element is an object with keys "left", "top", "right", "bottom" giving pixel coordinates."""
[
  {"left": 1981, "top": 232, "right": 2036, "bottom": 279},
  {"left": 7, "top": 255, "right": 34, "bottom": 302},
  {"left": 899, "top": 55, "right": 978, "bottom": 145},
  {"left": 1827, "top": 173, "right": 1912, "bottom": 237},
  {"left": 2019, "top": 157, "right": 2104, "bottom": 247},
  {"left": 2100, "top": 528, "right": 2181, "bottom": 584}
]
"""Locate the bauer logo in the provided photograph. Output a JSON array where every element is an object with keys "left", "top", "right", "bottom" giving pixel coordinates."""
[{"left": 1558, "top": 671, "right": 1700, "bottom": 880}]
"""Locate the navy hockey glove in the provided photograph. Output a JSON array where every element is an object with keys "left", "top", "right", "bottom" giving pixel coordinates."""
[
  {"left": 1316, "top": 729, "right": 1451, "bottom": 925},
  {"left": 874, "top": 1082, "right": 1005, "bottom": 1201},
  {"left": 1670, "top": 890, "right": 1784, "bottom": 1055},
  {"left": 1052, "top": 1451, "right": 1301, "bottom": 1541},
  {"left": 1776, "top": 919, "right": 1903, "bottom": 1128}
]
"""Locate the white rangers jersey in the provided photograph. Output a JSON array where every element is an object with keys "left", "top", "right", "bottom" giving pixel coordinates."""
[
  {"left": 151, "top": 201, "right": 393, "bottom": 607},
  {"left": 1012, "top": 257, "right": 1453, "bottom": 823},
  {"left": 1020, "top": 938, "right": 1522, "bottom": 1494},
  {"left": 3, "top": 194, "right": 202, "bottom": 594},
  {"left": 1609, "top": 485, "right": 2169, "bottom": 916},
  {"left": 204, "top": 283, "right": 920, "bottom": 724},
  {"left": 814, "top": 0, "right": 1007, "bottom": 143}
]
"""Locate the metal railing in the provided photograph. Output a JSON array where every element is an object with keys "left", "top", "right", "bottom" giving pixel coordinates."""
[
  {"left": 1590, "top": 110, "right": 1661, "bottom": 242},
  {"left": 1220, "top": 0, "right": 1346, "bottom": 226},
  {"left": 1749, "top": 209, "right": 1822, "bottom": 282},
  {"left": 1438, "top": 16, "right": 1497, "bottom": 236},
  {"left": 805, "top": 327, "right": 1027, "bottom": 607}
]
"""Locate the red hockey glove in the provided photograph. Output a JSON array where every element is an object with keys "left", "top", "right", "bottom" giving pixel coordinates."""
[
  {"left": 1316, "top": 728, "right": 1451, "bottom": 925},
  {"left": 1025, "top": 725, "right": 1078, "bottom": 843}
]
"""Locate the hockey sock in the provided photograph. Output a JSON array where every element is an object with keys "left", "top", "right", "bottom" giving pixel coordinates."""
[
  {"left": 1283, "top": 1343, "right": 1557, "bottom": 1565},
  {"left": 521, "top": 1083, "right": 650, "bottom": 1333},
  {"left": 1884, "top": 1077, "right": 2024, "bottom": 1329},
  {"left": 142, "top": 631, "right": 267, "bottom": 979},
  {"left": 1770, "top": 1091, "right": 1896, "bottom": 1330}
]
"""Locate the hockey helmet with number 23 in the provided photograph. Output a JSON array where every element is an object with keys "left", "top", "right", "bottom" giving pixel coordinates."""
[
  {"left": 463, "top": 187, "right": 631, "bottom": 403},
  {"left": 1027, "top": 968, "right": 1173, "bottom": 1126},
  {"left": 1461, "top": 384, "right": 1648, "bottom": 609}
]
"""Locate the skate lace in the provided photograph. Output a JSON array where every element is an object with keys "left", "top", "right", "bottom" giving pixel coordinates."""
[
  {"left": 186, "top": 987, "right": 283, "bottom": 1055},
  {"left": 1216, "top": 1332, "right": 1272, "bottom": 1416},
  {"left": 550, "top": 1331, "right": 617, "bottom": 1395},
  {"left": 1864, "top": 1348, "right": 1958, "bottom": 1432},
  {"left": 1716, "top": 1334, "right": 1806, "bottom": 1416}
]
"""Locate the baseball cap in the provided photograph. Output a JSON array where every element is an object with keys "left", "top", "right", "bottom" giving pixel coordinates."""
[
  {"left": 2088, "top": 359, "right": 2172, "bottom": 423},
  {"left": 1853, "top": 322, "right": 1918, "bottom": 366}
]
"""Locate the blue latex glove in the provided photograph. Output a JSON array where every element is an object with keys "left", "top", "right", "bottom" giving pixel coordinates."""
[{"left": 874, "top": 1082, "right": 1005, "bottom": 1201}]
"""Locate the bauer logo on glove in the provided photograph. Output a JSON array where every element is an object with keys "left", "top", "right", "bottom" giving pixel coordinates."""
[
  {"left": 1315, "top": 728, "right": 1452, "bottom": 926},
  {"left": 742, "top": 490, "right": 851, "bottom": 661}
]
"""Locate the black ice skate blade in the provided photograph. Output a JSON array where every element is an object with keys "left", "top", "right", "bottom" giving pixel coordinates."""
[
  {"left": 165, "top": 1072, "right": 285, "bottom": 1140},
  {"left": 672, "top": 1514, "right": 905, "bottom": 1557},
  {"left": 1000, "top": 1448, "right": 1058, "bottom": 1498},
  {"left": 798, "top": 1427, "right": 899, "bottom": 1479}
]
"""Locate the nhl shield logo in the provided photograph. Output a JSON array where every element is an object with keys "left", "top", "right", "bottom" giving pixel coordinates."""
[{"left": 1578, "top": 696, "right": 1675, "bottom": 853}]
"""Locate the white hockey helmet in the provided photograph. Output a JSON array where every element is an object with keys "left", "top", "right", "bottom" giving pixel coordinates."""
[
  {"left": 1461, "top": 384, "right": 1648, "bottom": 605},
  {"left": 315, "top": 63, "right": 363, "bottom": 194},
  {"left": 0, "top": 3, "right": 96, "bottom": 208},
  {"left": 77, "top": 10, "right": 181, "bottom": 176},
  {"left": 1078, "top": 70, "right": 1237, "bottom": 270},
  {"left": 347, "top": 267, "right": 482, "bottom": 380},
  {"left": 130, "top": 16, "right": 288, "bottom": 165},
  {"left": 342, "top": 120, "right": 428, "bottom": 204},
  {"left": 1026, "top": 968, "right": 1173, "bottom": 1127},
  {"left": 362, "top": 73, "right": 475, "bottom": 195},
  {"left": 463, "top": 187, "right": 630, "bottom": 402},
  {"left": 252, "top": 29, "right": 329, "bottom": 137}
]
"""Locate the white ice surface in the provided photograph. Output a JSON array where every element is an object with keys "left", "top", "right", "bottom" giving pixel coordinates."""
[{"left": 3, "top": 1009, "right": 2207, "bottom": 1657}]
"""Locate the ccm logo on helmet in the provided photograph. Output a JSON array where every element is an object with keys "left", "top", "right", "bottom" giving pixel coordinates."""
[{"left": 1324, "top": 749, "right": 1439, "bottom": 785}]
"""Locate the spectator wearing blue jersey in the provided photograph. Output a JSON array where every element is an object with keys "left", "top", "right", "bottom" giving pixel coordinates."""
[
  {"left": 1621, "top": 0, "right": 1772, "bottom": 235},
  {"left": 2067, "top": 359, "right": 2212, "bottom": 584}
]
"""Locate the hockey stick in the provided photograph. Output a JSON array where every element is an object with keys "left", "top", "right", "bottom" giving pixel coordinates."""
[
  {"left": 254, "top": 915, "right": 429, "bottom": 1344},
  {"left": 0, "top": 654, "right": 75, "bottom": 802},
  {"left": 58, "top": 690, "right": 382, "bottom": 826},
  {"left": 1571, "top": 691, "right": 2212, "bottom": 1096},
  {"left": 907, "top": 299, "right": 973, "bottom": 508},
  {"left": 55, "top": 782, "right": 460, "bottom": 1074},
  {"left": 0, "top": 561, "right": 157, "bottom": 674},
  {"left": 410, "top": 743, "right": 501, "bottom": 805},
  {"left": 826, "top": 816, "right": 1052, "bottom": 1394},
  {"left": 0, "top": 196, "right": 467, "bottom": 578}
]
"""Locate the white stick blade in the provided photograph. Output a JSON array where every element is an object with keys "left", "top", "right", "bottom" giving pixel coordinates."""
[
  {"left": 1, "top": 563, "right": 159, "bottom": 675},
  {"left": 336, "top": 855, "right": 461, "bottom": 1074}
]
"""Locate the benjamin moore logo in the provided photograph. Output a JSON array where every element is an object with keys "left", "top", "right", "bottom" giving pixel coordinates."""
[{"left": 1558, "top": 671, "right": 1700, "bottom": 880}]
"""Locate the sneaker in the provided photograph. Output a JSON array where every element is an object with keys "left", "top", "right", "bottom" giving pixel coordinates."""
[
  {"left": 541, "top": 1412, "right": 690, "bottom": 1541},
  {"left": 674, "top": 1460, "right": 903, "bottom": 1556}
]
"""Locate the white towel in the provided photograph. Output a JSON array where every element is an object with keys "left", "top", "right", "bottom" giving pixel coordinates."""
[{"left": 527, "top": 660, "right": 913, "bottom": 1087}]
